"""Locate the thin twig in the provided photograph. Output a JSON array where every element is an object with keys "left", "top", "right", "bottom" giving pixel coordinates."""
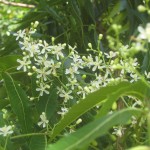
[{"left": 0, "top": 0, "right": 35, "bottom": 8}]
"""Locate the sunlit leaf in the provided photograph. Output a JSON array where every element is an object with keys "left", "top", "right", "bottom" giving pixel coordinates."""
[
  {"left": 50, "top": 80, "right": 148, "bottom": 140},
  {"left": 47, "top": 108, "right": 142, "bottom": 150}
]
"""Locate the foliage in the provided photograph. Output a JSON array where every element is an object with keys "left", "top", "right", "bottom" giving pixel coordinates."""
[{"left": 0, "top": 0, "right": 150, "bottom": 150}]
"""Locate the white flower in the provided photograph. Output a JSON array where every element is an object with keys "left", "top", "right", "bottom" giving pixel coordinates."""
[
  {"left": 92, "top": 56, "right": 103, "bottom": 71},
  {"left": 66, "top": 78, "right": 79, "bottom": 90},
  {"left": 0, "top": 125, "right": 13, "bottom": 137},
  {"left": 57, "top": 107, "right": 68, "bottom": 116},
  {"left": 13, "top": 29, "right": 26, "bottom": 40},
  {"left": 71, "top": 55, "right": 83, "bottom": 70},
  {"left": 104, "top": 51, "right": 117, "bottom": 59},
  {"left": 49, "top": 60, "right": 61, "bottom": 76},
  {"left": 57, "top": 86, "right": 64, "bottom": 94},
  {"left": 17, "top": 56, "right": 31, "bottom": 72},
  {"left": 130, "top": 73, "right": 140, "bottom": 83},
  {"left": 26, "top": 42, "right": 40, "bottom": 57},
  {"left": 36, "top": 83, "right": 50, "bottom": 96},
  {"left": 37, "top": 112, "right": 49, "bottom": 128},
  {"left": 35, "top": 54, "right": 50, "bottom": 67},
  {"left": 51, "top": 44, "right": 65, "bottom": 60},
  {"left": 59, "top": 90, "right": 73, "bottom": 102},
  {"left": 36, "top": 67, "right": 51, "bottom": 81},
  {"left": 138, "top": 23, "right": 150, "bottom": 42},
  {"left": 39, "top": 40, "right": 52, "bottom": 54},
  {"left": 77, "top": 86, "right": 88, "bottom": 99},
  {"left": 70, "top": 53, "right": 80, "bottom": 63},
  {"left": 65, "top": 66, "right": 79, "bottom": 78},
  {"left": 91, "top": 73, "right": 103, "bottom": 89},
  {"left": 132, "top": 100, "right": 143, "bottom": 107},
  {"left": 83, "top": 54, "right": 94, "bottom": 68},
  {"left": 112, "top": 126, "right": 126, "bottom": 137},
  {"left": 131, "top": 116, "right": 137, "bottom": 127},
  {"left": 145, "top": 71, "right": 150, "bottom": 79},
  {"left": 69, "top": 52, "right": 83, "bottom": 69},
  {"left": 19, "top": 38, "right": 30, "bottom": 50}
]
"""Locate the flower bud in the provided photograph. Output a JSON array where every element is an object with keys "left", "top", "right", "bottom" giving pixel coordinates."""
[
  {"left": 52, "top": 37, "right": 55, "bottom": 43},
  {"left": 137, "top": 5, "right": 146, "bottom": 12},
  {"left": 6, "top": 31, "right": 10, "bottom": 36},
  {"left": 88, "top": 43, "right": 92, "bottom": 48},
  {"left": 98, "top": 34, "right": 103, "bottom": 40},
  {"left": 36, "top": 80, "right": 39, "bottom": 84},
  {"left": 76, "top": 118, "right": 82, "bottom": 124},
  {"left": 28, "top": 72, "right": 33, "bottom": 76},
  {"left": 27, "top": 66, "right": 31, "bottom": 69},
  {"left": 34, "top": 21, "right": 39, "bottom": 28},
  {"left": 23, "top": 52, "right": 26, "bottom": 55},
  {"left": 112, "top": 102, "right": 117, "bottom": 110},
  {"left": 82, "top": 74, "right": 87, "bottom": 79},
  {"left": 32, "top": 66, "right": 37, "bottom": 71},
  {"left": 31, "top": 22, "right": 34, "bottom": 26},
  {"left": 30, "top": 97, "right": 34, "bottom": 101},
  {"left": 82, "top": 56, "right": 86, "bottom": 61},
  {"left": 91, "top": 140, "right": 98, "bottom": 146}
]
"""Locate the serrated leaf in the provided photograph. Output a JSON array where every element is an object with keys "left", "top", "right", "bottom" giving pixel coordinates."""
[
  {"left": 2, "top": 72, "right": 32, "bottom": 133},
  {"left": 50, "top": 81, "right": 148, "bottom": 140},
  {"left": 47, "top": 108, "right": 142, "bottom": 150}
]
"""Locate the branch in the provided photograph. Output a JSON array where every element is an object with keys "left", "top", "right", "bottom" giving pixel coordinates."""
[{"left": 0, "top": 0, "right": 35, "bottom": 8}]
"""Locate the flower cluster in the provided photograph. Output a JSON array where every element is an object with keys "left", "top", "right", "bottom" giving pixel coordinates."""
[{"left": 14, "top": 22, "right": 150, "bottom": 129}]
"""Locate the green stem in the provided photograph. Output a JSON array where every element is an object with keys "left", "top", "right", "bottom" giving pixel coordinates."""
[
  {"left": 4, "top": 136, "right": 9, "bottom": 150},
  {"left": 11, "top": 132, "right": 48, "bottom": 140}
]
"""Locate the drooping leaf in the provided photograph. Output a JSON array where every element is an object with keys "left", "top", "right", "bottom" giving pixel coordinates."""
[
  {"left": 96, "top": 80, "right": 148, "bottom": 118},
  {"left": 2, "top": 72, "right": 33, "bottom": 133},
  {"left": 50, "top": 80, "right": 148, "bottom": 140},
  {"left": 47, "top": 108, "right": 142, "bottom": 150}
]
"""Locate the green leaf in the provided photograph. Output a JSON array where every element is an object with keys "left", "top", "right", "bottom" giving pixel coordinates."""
[
  {"left": 69, "top": 0, "right": 82, "bottom": 24},
  {"left": 0, "top": 55, "right": 21, "bottom": 72},
  {"left": 127, "top": 146, "right": 150, "bottom": 150},
  {"left": 37, "top": 87, "right": 58, "bottom": 120},
  {"left": 0, "top": 99, "right": 9, "bottom": 110},
  {"left": 2, "top": 72, "right": 33, "bottom": 133},
  {"left": 96, "top": 80, "right": 148, "bottom": 118},
  {"left": 50, "top": 81, "right": 147, "bottom": 140},
  {"left": 0, "top": 86, "right": 7, "bottom": 99},
  {"left": 108, "top": 1, "right": 126, "bottom": 18},
  {"left": 29, "top": 135, "right": 47, "bottom": 150},
  {"left": 47, "top": 108, "right": 142, "bottom": 150},
  {"left": 47, "top": 0, "right": 68, "bottom": 6}
]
